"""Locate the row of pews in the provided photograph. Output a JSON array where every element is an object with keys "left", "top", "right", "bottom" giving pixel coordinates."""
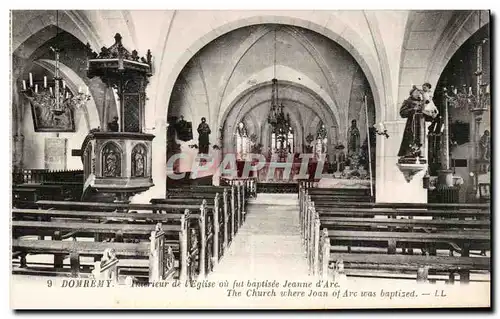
[
  {"left": 299, "top": 182, "right": 491, "bottom": 284},
  {"left": 11, "top": 178, "right": 256, "bottom": 284},
  {"left": 12, "top": 169, "right": 84, "bottom": 208}
]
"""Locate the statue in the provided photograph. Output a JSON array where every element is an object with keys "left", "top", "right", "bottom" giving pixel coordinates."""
[
  {"left": 347, "top": 119, "right": 360, "bottom": 156},
  {"left": 398, "top": 86, "right": 437, "bottom": 159},
  {"left": 421, "top": 83, "right": 439, "bottom": 118},
  {"left": 479, "top": 129, "right": 490, "bottom": 161},
  {"left": 103, "top": 144, "right": 120, "bottom": 177},
  {"left": 107, "top": 116, "right": 119, "bottom": 132},
  {"left": 197, "top": 117, "right": 211, "bottom": 154},
  {"left": 132, "top": 146, "right": 146, "bottom": 177}
]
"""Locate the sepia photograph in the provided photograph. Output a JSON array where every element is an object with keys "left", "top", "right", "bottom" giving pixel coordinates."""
[{"left": 9, "top": 7, "right": 492, "bottom": 309}]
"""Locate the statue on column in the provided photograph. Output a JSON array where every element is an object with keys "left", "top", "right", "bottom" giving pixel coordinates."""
[
  {"left": 197, "top": 117, "right": 211, "bottom": 154},
  {"left": 398, "top": 86, "right": 437, "bottom": 160},
  {"left": 347, "top": 119, "right": 360, "bottom": 156},
  {"left": 479, "top": 129, "right": 490, "bottom": 161}
]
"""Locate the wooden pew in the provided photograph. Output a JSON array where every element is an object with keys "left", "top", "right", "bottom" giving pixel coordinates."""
[
  {"left": 299, "top": 189, "right": 491, "bottom": 283},
  {"left": 166, "top": 185, "right": 245, "bottom": 238},
  {"left": 12, "top": 221, "right": 189, "bottom": 283},
  {"left": 151, "top": 194, "right": 227, "bottom": 269},
  {"left": 167, "top": 186, "right": 235, "bottom": 224},
  {"left": 19, "top": 200, "right": 212, "bottom": 279},
  {"left": 317, "top": 228, "right": 490, "bottom": 283}
]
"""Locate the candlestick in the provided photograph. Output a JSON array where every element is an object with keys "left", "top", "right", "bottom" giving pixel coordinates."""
[
  {"left": 469, "top": 87, "right": 472, "bottom": 95},
  {"left": 486, "top": 84, "right": 490, "bottom": 94},
  {"left": 49, "top": 87, "right": 53, "bottom": 95},
  {"left": 453, "top": 88, "right": 458, "bottom": 94},
  {"left": 35, "top": 84, "right": 38, "bottom": 93},
  {"left": 44, "top": 76, "right": 47, "bottom": 88},
  {"left": 62, "top": 80, "right": 66, "bottom": 90},
  {"left": 29, "top": 73, "right": 33, "bottom": 87},
  {"left": 22, "top": 80, "right": 26, "bottom": 91},
  {"left": 86, "top": 86, "right": 89, "bottom": 95}
]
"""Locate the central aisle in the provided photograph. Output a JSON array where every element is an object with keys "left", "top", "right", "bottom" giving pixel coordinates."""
[{"left": 210, "top": 193, "right": 309, "bottom": 280}]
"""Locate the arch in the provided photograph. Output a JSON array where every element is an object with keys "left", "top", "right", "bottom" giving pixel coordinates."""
[
  {"left": 34, "top": 59, "right": 100, "bottom": 131},
  {"left": 425, "top": 11, "right": 489, "bottom": 87},
  {"left": 12, "top": 10, "right": 102, "bottom": 57},
  {"left": 398, "top": 10, "right": 489, "bottom": 105},
  {"left": 210, "top": 24, "right": 347, "bottom": 130},
  {"left": 222, "top": 92, "right": 336, "bottom": 153},
  {"left": 101, "top": 141, "right": 122, "bottom": 177},
  {"left": 154, "top": 14, "right": 385, "bottom": 130},
  {"left": 131, "top": 143, "right": 148, "bottom": 177},
  {"left": 218, "top": 67, "right": 341, "bottom": 138}
]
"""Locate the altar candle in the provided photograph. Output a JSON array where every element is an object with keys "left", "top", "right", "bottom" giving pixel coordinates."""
[
  {"left": 66, "top": 92, "right": 69, "bottom": 99},
  {"left": 49, "top": 87, "right": 53, "bottom": 95},
  {"left": 35, "top": 84, "right": 38, "bottom": 93},
  {"left": 469, "top": 86, "right": 472, "bottom": 95},
  {"left": 29, "top": 73, "right": 33, "bottom": 87},
  {"left": 86, "top": 86, "right": 89, "bottom": 95},
  {"left": 453, "top": 88, "right": 458, "bottom": 94},
  {"left": 22, "top": 80, "right": 26, "bottom": 91},
  {"left": 62, "top": 80, "right": 66, "bottom": 90},
  {"left": 486, "top": 84, "right": 490, "bottom": 94},
  {"left": 44, "top": 76, "right": 47, "bottom": 88}
]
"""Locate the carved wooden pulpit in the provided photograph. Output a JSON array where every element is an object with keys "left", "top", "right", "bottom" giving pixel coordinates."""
[{"left": 80, "top": 34, "right": 155, "bottom": 202}]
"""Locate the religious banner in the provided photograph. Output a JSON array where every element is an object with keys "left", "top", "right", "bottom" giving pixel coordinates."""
[{"left": 44, "top": 137, "right": 67, "bottom": 170}]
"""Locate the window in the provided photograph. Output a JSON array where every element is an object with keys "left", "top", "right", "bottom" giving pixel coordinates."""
[
  {"left": 271, "top": 127, "right": 294, "bottom": 154},
  {"left": 314, "top": 123, "right": 328, "bottom": 159},
  {"left": 236, "top": 122, "right": 249, "bottom": 160}
]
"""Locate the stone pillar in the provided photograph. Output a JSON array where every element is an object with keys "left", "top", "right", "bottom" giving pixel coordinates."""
[
  {"left": 376, "top": 120, "right": 427, "bottom": 203},
  {"left": 131, "top": 121, "right": 167, "bottom": 203}
]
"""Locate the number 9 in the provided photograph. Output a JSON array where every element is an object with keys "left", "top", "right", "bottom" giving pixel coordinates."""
[{"left": 47, "top": 280, "right": 52, "bottom": 287}]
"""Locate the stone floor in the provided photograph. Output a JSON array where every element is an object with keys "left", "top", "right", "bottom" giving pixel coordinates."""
[{"left": 210, "top": 194, "right": 310, "bottom": 281}]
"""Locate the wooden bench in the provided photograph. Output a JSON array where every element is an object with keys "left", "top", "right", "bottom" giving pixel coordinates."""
[
  {"left": 13, "top": 183, "right": 82, "bottom": 203},
  {"left": 12, "top": 221, "right": 191, "bottom": 283},
  {"left": 15, "top": 200, "right": 214, "bottom": 279},
  {"left": 166, "top": 185, "right": 247, "bottom": 235},
  {"left": 33, "top": 200, "right": 213, "bottom": 277},
  {"left": 300, "top": 189, "right": 491, "bottom": 283},
  {"left": 317, "top": 229, "right": 490, "bottom": 283},
  {"left": 151, "top": 194, "right": 229, "bottom": 266}
]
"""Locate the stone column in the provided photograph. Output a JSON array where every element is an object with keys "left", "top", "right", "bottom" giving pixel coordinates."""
[{"left": 376, "top": 120, "right": 427, "bottom": 203}]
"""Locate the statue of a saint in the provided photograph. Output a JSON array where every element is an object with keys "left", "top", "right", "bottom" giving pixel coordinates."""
[
  {"left": 197, "top": 117, "right": 211, "bottom": 154},
  {"left": 103, "top": 149, "right": 119, "bottom": 177},
  {"left": 107, "top": 116, "right": 119, "bottom": 132},
  {"left": 398, "top": 86, "right": 435, "bottom": 159},
  {"left": 347, "top": 119, "right": 360, "bottom": 156},
  {"left": 479, "top": 129, "right": 490, "bottom": 161}
]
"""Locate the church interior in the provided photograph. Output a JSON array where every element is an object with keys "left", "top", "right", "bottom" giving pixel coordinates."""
[{"left": 10, "top": 10, "right": 491, "bottom": 297}]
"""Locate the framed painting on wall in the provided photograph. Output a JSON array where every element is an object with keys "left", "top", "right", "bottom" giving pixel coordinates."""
[{"left": 30, "top": 102, "right": 76, "bottom": 132}]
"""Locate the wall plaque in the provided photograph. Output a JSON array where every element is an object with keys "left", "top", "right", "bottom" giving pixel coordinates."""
[{"left": 44, "top": 138, "right": 67, "bottom": 170}]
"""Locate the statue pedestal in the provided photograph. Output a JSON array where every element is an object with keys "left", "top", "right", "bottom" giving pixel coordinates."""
[{"left": 376, "top": 120, "right": 428, "bottom": 203}]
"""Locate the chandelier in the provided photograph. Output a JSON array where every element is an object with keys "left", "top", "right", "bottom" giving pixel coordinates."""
[
  {"left": 443, "top": 83, "right": 490, "bottom": 111},
  {"left": 444, "top": 11, "right": 490, "bottom": 113},
  {"left": 267, "top": 29, "right": 290, "bottom": 134},
  {"left": 20, "top": 11, "right": 91, "bottom": 116}
]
